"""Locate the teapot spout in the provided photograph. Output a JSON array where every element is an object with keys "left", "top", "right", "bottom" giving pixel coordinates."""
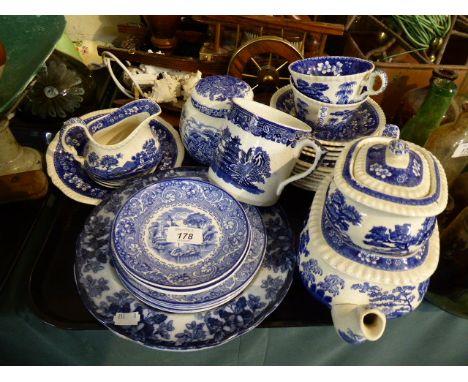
[{"left": 331, "top": 304, "right": 386, "bottom": 344}]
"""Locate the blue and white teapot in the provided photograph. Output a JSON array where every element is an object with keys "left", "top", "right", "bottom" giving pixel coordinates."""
[{"left": 299, "top": 137, "right": 448, "bottom": 344}]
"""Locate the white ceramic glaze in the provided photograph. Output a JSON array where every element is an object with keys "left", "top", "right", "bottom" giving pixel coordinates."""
[
  {"left": 208, "top": 98, "right": 325, "bottom": 207},
  {"left": 288, "top": 56, "right": 388, "bottom": 104}
]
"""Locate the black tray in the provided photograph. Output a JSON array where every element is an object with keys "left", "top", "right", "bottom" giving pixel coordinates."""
[{"left": 27, "top": 177, "right": 332, "bottom": 329}]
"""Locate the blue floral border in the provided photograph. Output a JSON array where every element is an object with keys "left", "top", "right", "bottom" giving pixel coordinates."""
[{"left": 227, "top": 102, "right": 310, "bottom": 148}]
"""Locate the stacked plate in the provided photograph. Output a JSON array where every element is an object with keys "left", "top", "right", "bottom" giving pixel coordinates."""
[
  {"left": 74, "top": 167, "right": 295, "bottom": 351},
  {"left": 108, "top": 176, "right": 267, "bottom": 313},
  {"left": 270, "top": 84, "right": 390, "bottom": 192}
]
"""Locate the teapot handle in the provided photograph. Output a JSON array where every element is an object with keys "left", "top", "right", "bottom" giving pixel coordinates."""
[
  {"left": 60, "top": 118, "right": 89, "bottom": 166},
  {"left": 276, "top": 139, "right": 326, "bottom": 196}
]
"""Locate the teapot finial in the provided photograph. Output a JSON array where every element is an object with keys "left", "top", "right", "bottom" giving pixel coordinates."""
[
  {"left": 389, "top": 139, "right": 409, "bottom": 155},
  {"left": 385, "top": 139, "right": 410, "bottom": 168}
]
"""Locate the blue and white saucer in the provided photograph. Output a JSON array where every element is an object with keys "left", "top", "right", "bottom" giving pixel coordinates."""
[
  {"left": 111, "top": 178, "right": 251, "bottom": 291},
  {"left": 46, "top": 109, "right": 184, "bottom": 205},
  {"left": 270, "top": 85, "right": 386, "bottom": 146},
  {"left": 74, "top": 167, "right": 295, "bottom": 351},
  {"left": 111, "top": 200, "right": 266, "bottom": 312}
]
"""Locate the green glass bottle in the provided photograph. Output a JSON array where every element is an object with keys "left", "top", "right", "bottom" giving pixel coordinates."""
[{"left": 400, "top": 77, "right": 458, "bottom": 146}]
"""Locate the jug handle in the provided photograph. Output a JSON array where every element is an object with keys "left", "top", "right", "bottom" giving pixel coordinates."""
[
  {"left": 60, "top": 118, "right": 90, "bottom": 166},
  {"left": 276, "top": 139, "right": 326, "bottom": 196}
]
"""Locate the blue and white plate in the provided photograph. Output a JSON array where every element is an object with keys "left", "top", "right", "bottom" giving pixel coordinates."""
[
  {"left": 111, "top": 178, "right": 251, "bottom": 290},
  {"left": 115, "top": 266, "right": 249, "bottom": 313},
  {"left": 270, "top": 85, "right": 386, "bottom": 146},
  {"left": 74, "top": 167, "right": 295, "bottom": 351},
  {"left": 46, "top": 109, "right": 184, "bottom": 205},
  {"left": 112, "top": 201, "right": 266, "bottom": 312}
]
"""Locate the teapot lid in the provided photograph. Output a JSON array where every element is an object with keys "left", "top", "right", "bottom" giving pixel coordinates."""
[
  {"left": 333, "top": 137, "right": 448, "bottom": 217},
  {"left": 191, "top": 75, "right": 253, "bottom": 114}
]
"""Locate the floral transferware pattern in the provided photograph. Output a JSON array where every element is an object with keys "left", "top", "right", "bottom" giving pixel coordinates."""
[
  {"left": 194, "top": 75, "right": 251, "bottom": 103},
  {"left": 341, "top": 141, "right": 442, "bottom": 207}
]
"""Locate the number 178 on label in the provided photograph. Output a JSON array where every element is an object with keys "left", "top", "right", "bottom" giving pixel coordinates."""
[{"left": 166, "top": 227, "right": 203, "bottom": 244}]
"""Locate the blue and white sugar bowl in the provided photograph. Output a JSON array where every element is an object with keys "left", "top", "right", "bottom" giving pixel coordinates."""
[
  {"left": 180, "top": 75, "right": 253, "bottom": 165},
  {"left": 299, "top": 137, "right": 448, "bottom": 344}
]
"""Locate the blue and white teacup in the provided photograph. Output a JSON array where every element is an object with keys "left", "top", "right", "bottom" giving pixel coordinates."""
[
  {"left": 60, "top": 99, "right": 162, "bottom": 188},
  {"left": 289, "top": 56, "right": 388, "bottom": 104},
  {"left": 291, "top": 80, "right": 373, "bottom": 142},
  {"left": 208, "top": 98, "right": 325, "bottom": 207}
]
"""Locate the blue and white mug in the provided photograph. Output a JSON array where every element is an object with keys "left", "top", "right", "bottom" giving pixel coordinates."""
[
  {"left": 208, "top": 98, "right": 325, "bottom": 207},
  {"left": 289, "top": 56, "right": 388, "bottom": 104}
]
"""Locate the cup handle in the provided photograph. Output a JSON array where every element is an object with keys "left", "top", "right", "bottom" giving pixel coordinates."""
[
  {"left": 361, "top": 69, "right": 388, "bottom": 97},
  {"left": 60, "top": 118, "right": 88, "bottom": 166},
  {"left": 276, "top": 139, "right": 326, "bottom": 196}
]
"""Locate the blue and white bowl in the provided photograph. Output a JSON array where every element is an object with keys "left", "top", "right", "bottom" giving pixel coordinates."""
[
  {"left": 180, "top": 75, "right": 253, "bottom": 165},
  {"left": 288, "top": 56, "right": 388, "bottom": 104},
  {"left": 111, "top": 201, "right": 266, "bottom": 313}
]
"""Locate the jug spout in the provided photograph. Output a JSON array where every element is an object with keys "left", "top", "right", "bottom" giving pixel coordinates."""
[{"left": 331, "top": 304, "right": 386, "bottom": 345}]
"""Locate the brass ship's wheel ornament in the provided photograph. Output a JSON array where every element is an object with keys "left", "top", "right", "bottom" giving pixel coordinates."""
[{"left": 227, "top": 36, "right": 304, "bottom": 92}]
